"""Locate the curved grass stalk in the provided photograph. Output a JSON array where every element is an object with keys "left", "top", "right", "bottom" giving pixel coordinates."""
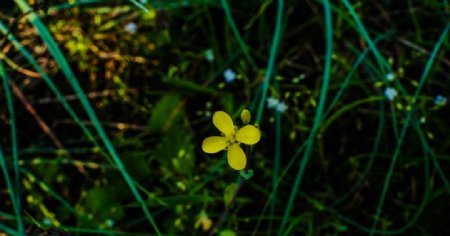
[
  {"left": 255, "top": 0, "right": 284, "bottom": 124},
  {"left": 0, "top": 222, "right": 18, "bottom": 236},
  {"left": 329, "top": 93, "right": 386, "bottom": 207},
  {"left": 20, "top": 167, "right": 97, "bottom": 226},
  {"left": 369, "top": 24, "right": 449, "bottom": 235},
  {"left": 322, "top": 34, "right": 390, "bottom": 119},
  {"left": 0, "top": 147, "right": 23, "bottom": 234},
  {"left": 340, "top": 0, "right": 390, "bottom": 74},
  {"left": 220, "top": 0, "right": 257, "bottom": 69},
  {"left": 321, "top": 126, "right": 431, "bottom": 235},
  {"left": 0, "top": 62, "right": 24, "bottom": 234},
  {"left": 11, "top": 0, "right": 161, "bottom": 234},
  {"left": 0, "top": 20, "right": 106, "bottom": 159},
  {"left": 278, "top": 0, "right": 332, "bottom": 233},
  {"left": 129, "top": 0, "right": 150, "bottom": 13}
]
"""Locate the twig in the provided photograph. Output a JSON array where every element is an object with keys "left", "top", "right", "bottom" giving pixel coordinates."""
[{"left": 8, "top": 80, "right": 64, "bottom": 148}]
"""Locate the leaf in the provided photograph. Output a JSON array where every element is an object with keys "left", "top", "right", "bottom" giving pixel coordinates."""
[
  {"left": 219, "top": 229, "right": 237, "bottom": 236},
  {"left": 239, "top": 169, "right": 254, "bottom": 180},
  {"left": 122, "top": 150, "right": 152, "bottom": 181},
  {"left": 224, "top": 183, "right": 238, "bottom": 207},
  {"left": 83, "top": 187, "right": 125, "bottom": 221},
  {"left": 149, "top": 94, "right": 183, "bottom": 133}
]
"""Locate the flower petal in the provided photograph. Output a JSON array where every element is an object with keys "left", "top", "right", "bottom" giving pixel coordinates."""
[
  {"left": 227, "top": 144, "right": 246, "bottom": 170},
  {"left": 202, "top": 136, "right": 228, "bottom": 153},
  {"left": 235, "top": 125, "right": 261, "bottom": 145},
  {"left": 213, "top": 111, "right": 234, "bottom": 136}
]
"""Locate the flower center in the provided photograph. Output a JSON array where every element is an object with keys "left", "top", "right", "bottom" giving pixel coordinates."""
[
  {"left": 228, "top": 136, "right": 235, "bottom": 144},
  {"left": 225, "top": 126, "right": 238, "bottom": 145}
]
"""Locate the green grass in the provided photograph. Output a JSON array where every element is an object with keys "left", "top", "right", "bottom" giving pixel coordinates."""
[{"left": 0, "top": 0, "right": 449, "bottom": 235}]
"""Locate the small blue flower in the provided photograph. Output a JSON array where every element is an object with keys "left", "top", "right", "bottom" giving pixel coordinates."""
[
  {"left": 204, "top": 49, "right": 214, "bottom": 62},
  {"left": 434, "top": 95, "right": 447, "bottom": 106},
  {"left": 106, "top": 219, "right": 114, "bottom": 227},
  {"left": 223, "top": 69, "right": 236, "bottom": 83},
  {"left": 384, "top": 87, "right": 397, "bottom": 101},
  {"left": 266, "top": 97, "right": 279, "bottom": 109},
  {"left": 276, "top": 101, "right": 288, "bottom": 113},
  {"left": 125, "top": 22, "right": 137, "bottom": 34},
  {"left": 43, "top": 218, "right": 52, "bottom": 226},
  {"left": 386, "top": 73, "right": 396, "bottom": 82}
]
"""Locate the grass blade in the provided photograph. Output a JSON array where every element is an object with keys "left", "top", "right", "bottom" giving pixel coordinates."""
[
  {"left": 369, "top": 24, "right": 449, "bottom": 235},
  {"left": 12, "top": 0, "right": 161, "bottom": 233},
  {"left": 0, "top": 62, "right": 24, "bottom": 234},
  {"left": 279, "top": 0, "right": 333, "bottom": 233}
]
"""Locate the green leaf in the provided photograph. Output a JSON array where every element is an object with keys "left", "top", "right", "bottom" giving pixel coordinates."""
[
  {"left": 224, "top": 183, "right": 238, "bottom": 207},
  {"left": 83, "top": 187, "right": 125, "bottom": 221},
  {"left": 239, "top": 169, "right": 254, "bottom": 180},
  {"left": 122, "top": 151, "right": 152, "bottom": 181},
  {"left": 149, "top": 94, "right": 183, "bottom": 132},
  {"left": 219, "top": 229, "right": 237, "bottom": 236}
]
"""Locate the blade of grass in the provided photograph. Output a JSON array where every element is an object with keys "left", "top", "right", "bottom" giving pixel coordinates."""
[
  {"left": 0, "top": 222, "right": 18, "bottom": 236},
  {"left": 129, "top": 0, "right": 150, "bottom": 13},
  {"left": 369, "top": 24, "right": 449, "bottom": 235},
  {"left": 0, "top": 62, "right": 24, "bottom": 235},
  {"left": 326, "top": 40, "right": 446, "bottom": 233},
  {"left": 340, "top": 0, "right": 390, "bottom": 74},
  {"left": 330, "top": 96, "right": 386, "bottom": 207},
  {"left": 47, "top": 0, "right": 101, "bottom": 13},
  {"left": 322, "top": 33, "right": 390, "bottom": 119},
  {"left": 220, "top": 0, "right": 257, "bottom": 69},
  {"left": 253, "top": 1, "right": 285, "bottom": 229},
  {"left": 255, "top": 0, "right": 284, "bottom": 123},
  {"left": 0, "top": 20, "right": 105, "bottom": 160},
  {"left": 278, "top": 0, "right": 333, "bottom": 233},
  {"left": 12, "top": 1, "right": 161, "bottom": 233},
  {"left": 20, "top": 167, "right": 97, "bottom": 226},
  {"left": 0, "top": 146, "right": 23, "bottom": 235}
]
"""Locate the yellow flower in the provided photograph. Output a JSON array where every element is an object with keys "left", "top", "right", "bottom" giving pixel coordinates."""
[
  {"left": 194, "top": 211, "right": 213, "bottom": 232},
  {"left": 202, "top": 111, "right": 261, "bottom": 170}
]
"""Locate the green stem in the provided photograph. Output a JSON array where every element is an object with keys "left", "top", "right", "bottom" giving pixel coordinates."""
[
  {"left": 255, "top": 0, "right": 284, "bottom": 123},
  {"left": 279, "top": 0, "right": 332, "bottom": 233}
]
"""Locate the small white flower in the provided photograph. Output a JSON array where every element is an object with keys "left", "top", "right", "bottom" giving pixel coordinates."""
[
  {"left": 384, "top": 87, "right": 397, "bottom": 101},
  {"left": 223, "top": 69, "right": 236, "bottom": 83},
  {"left": 266, "top": 97, "right": 279, "bottom": 109},
  {"left": 386, "top": 73, "right": 396, "bottom": 82},
  {"left": 276, "top": 101, "right": 288, "bottom": 113},
  {"left": 204, "top": 49, "right": 214, "bottom": 62},
  {"left": 420, "top": 116, "right": 426, "bottom": 124},
  {"left": 125, "top": 22, "right": 137, "bottom": 34}
]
